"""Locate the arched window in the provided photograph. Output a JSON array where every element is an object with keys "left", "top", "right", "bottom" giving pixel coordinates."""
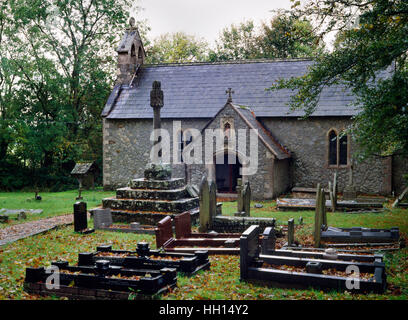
[
  {"left": 328, "top": 129, "right": 349, "bottom": 167},
  {"left": 138, "top": 47, "right": 143, "bottom": 59},
  {"left": 328, "top": 130, "right": 337, "bottom": 166},
  {"left": 224, "top": 122, "right": 231, "bottom": 138}
]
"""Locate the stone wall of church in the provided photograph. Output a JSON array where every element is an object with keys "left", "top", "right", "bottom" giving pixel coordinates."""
[
  {"left": 260, "top": 116, "right": 406, "bottom": 195},
  {"left": 102, "top": 118, "right": 209, "bottom": 189}
]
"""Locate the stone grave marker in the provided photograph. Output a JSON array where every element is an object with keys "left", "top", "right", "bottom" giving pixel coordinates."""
[
  {"left": 236, "top": 178, "right": 243, "bottom": 212},
  {"left": 287, "top": 218, "right": 295, "bottom": 246},
  {"left": 261, "top": 227, "right": 276, "bottom": 255},
  {"left": 199, "top": 176, "right": 210, "bottom": 232},
  {"left": 314, "top": 184, "right": 323, "bottom": 248},
  {"left": 242, "top": 182, "right": 251, "bottom": 217},
  {"left": 209, "top": 180, "right": 217, "bottom": 226},
  {"left": 92, "top": 208, "right": 113, "bottom": 229},
  {"left": 74, "top": 202, "right": 88, "bottom": 232}
]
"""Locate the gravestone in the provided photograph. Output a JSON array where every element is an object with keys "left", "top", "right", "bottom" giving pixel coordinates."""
[
  {"left": 236, "top": 178, "right": 243, "bottom": 212},
  {"left": 314, "top": 184, "right": 323, "bottom": 248},
  {"left": 92, "top": 208, "right": 113, "bottom": 229},
  {"left": 199, "top": 176, "right": 210, "bottom": 232},
  {"left": 392, "top": 186, "right": 408, "bottom": 208},
  {"left": 242, "top": 182, "right": 251, "bottom": 217},
  {"left": 186, "top": 184, "right": 198, "bottom": 198},
  {"left": 209, "top": 180, "right": 217, "bottom": 227},
  {"left": 343, "top": 166, "right": 357, "bottom": 200},
  {"left": 73, "top": 202, "right": 88, "bottom": 232},
  {"left": 261, "top": 227, "right": 276, "bottom": 255},
  {"left": 287, "top": 218, "right": 295, "bottom": 246}
]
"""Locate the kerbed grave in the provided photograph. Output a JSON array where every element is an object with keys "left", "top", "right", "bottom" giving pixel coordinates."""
[
  {"left": 155, "top": 211, "right": 283, "bottom": 255},
  {"left": 240, "top": 225, "right": 387, "bottom": 293},
  {"left": 78, "top": 242, "right": 210, "bottom": 276},
  {"left": 156, "top": 212, "right": 241, "bottom": 254},
  {"left": 24, "top": 260, "right": 177, "bottom": 300},
  {"left": 312, "top": 184, "right": 402, "bottom": 250}
]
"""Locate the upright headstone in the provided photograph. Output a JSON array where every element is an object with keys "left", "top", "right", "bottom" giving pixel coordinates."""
[
  {"left": 343, "top": 165, "right": 357, "bottom": 200},
  {"left": 209, "top": 180, "right": 217, "bottom": 228},
  {"left": 199, "top": 176, "right": 210, "bottom": 232},
  {"left": 92, "top": 208, "right": 113, "bottom": 229},
  {"left": 321, "top": 189, "right": 328, "bottom": 229},
  {"left": 328, "top": 181, "right": 335, "bottom": 212},
  {"left": 314, "top": 184, "right": 322, "bottom": 248},
  {"left": 236, "top": 178, "right": 243, "bottom": 212},
  {"left": 287, "top": 218, "right": 295, "bottom": 246},
  {"left": 242, "top": 182, "right": 251, "bottom": 217},
  {"left": 261, "top": 227, "right": 276, "bottom": 254},
  {"left": 74, "top": 202, "right": 87, "bottom": 232}
]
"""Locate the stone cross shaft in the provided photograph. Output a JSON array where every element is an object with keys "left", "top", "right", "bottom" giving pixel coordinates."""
[
  {"left": 226, "top": 88, "right": 234, "bottom": 103},
  {"left": 150, "top": 81, "right": 164, "bottom": 147}
]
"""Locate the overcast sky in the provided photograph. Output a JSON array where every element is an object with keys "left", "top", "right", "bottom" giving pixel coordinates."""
[{"left": 136, "top": 0, "right": 294, "bottom": 47}]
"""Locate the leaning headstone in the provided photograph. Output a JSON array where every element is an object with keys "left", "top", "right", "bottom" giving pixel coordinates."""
[
  {"left": 314, "top": 184, "right": 322, "bottom": 248},
  {"left": 199, "top": 176, "right": 210, "bottom": 232},
  {"left": 392, "top": 186, "right": 408, "bottom": 208},
  {"left": 186, "top": 184, "right": 198, "bottom": 198},
  {"left": 287, "top": 218, "right": 295, "bottom": 246},
  {"left": 209, "top": 180, "right": 217, "bottom": 226},
  {"left": 92, "top": 208, "right": 112, "bottom": 229},
  {"left": 298, "top": 216, "right": 303, "bottom": 225},
  {"left": 333, "top": 172, "right": 338, "bottom": 205},
  {"left": 73, "top": 202, "right": 88, "bottom": 232},
  {"left": 236, "top": 178, "right": 243, "bottom": 212},
  {"left": 242, "top": 182, "right": 251, "bottom": 217}
]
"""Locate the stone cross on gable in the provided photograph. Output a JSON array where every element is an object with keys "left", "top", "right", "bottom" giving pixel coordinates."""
[{"left": 226, "top": 88, "right": 235, "bottom": 103}]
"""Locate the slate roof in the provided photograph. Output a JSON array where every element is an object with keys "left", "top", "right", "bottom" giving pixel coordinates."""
[{"left": 102, "top": 59, "right": 391, "bottom": 119}]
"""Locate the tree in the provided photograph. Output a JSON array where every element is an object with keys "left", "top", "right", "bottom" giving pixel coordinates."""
[
  {"left": 209, "top": 20, "right": 260, "bottom": 61},
  {"left": 146, "top": 32, "right": 209, "bottom": 64},
  {"left": 0, "top": 0, "right": 142, "bottom": 189},
  {"left": 209, "top": 13, "right": 322, "bottom": 61},
  {"left": 259, "top": 10, "right": 322, "bottom": 59},
  {"left": 270, "top": 0, "right": 408, "bottom": 158}
]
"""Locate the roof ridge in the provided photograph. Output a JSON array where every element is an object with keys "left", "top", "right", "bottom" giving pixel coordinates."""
[{"left": 143, "top": 57, "right": 315, "bottom": 68}]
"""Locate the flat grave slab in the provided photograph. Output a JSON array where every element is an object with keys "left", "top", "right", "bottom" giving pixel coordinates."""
[{"left": 277, "top": 198, "right": 384, "bottom": 211}]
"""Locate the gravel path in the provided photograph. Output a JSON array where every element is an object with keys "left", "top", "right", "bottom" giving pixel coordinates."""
[{"left": 0, "top": 214, "right": 74, "bottom": 246}]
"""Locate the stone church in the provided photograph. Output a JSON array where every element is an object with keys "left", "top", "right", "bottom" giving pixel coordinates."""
[{"left": 101, "top": 26, "right": 407, "bottom": 200}]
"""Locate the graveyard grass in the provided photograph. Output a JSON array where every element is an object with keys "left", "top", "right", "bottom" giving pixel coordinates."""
[
  {"left": 0, "top": 195, "right": 407, "bottom": 300},
  {"left": 0, "top": 189, "right": 114, "bottom": 229}
]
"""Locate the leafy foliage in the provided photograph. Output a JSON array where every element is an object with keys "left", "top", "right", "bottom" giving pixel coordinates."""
[
  {"left": 209, "top": 11, "right": 322, "bottom": 61},
  {"left": 146, "top": 32, "right": 209, "bottom": 64},
  {"left": 270, "top": 0, "right": 408, "bottom": 158}
]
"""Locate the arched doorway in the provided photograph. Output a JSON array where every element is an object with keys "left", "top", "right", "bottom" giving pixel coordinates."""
[{"left": 214, "top": 151, "right": 242, "bottom": 193}]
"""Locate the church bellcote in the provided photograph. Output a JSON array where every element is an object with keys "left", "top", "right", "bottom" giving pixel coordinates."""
[{"left": 115, "top": 17, "right": 146, "bottom": 85}]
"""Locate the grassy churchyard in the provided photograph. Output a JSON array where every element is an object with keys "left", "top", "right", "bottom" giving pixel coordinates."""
[{"left": 0, "top": 190, "right": 407, "bottom": 300}]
